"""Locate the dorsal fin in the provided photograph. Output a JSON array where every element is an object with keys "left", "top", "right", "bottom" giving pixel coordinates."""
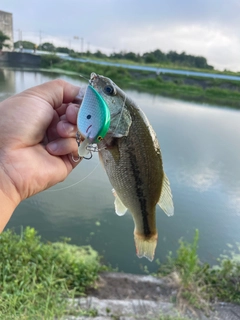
[{"left": 158, "top": 173, "right": 174, "bottom": 216}]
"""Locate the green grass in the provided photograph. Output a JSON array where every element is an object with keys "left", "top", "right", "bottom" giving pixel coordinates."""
[{"left": 0, "top": 227, "right": 104, "bottom": 319}]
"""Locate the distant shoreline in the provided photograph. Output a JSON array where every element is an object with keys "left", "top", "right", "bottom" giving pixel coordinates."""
[{"left": 2, "top": 56, "right": 240, "bottom": 109}]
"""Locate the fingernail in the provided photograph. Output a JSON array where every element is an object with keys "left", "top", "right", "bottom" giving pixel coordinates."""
[
  {"left": 48, "top": 142, "right": 58, "bottom": 152},
  {"left": 63, "top": 122, "right": 75, "bottom": 134},
  {"left": 75, "top": 88, "right": 85, "bottom": 100}
]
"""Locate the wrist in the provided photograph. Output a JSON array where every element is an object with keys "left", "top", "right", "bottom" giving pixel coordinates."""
[
  {"left": 0, "top": 189, "right": 18, "bottom": 232},
  {"left": 0, "top": 162, "right": 21, "bottom": 232}
]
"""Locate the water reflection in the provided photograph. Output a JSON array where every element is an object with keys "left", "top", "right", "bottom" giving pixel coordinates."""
[{"left": 1, "top": 69, "right": 240, "bottom": 274}]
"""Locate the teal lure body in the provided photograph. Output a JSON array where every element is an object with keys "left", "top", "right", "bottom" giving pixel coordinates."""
[{"left": 77, "top": 85, "right": 110, "bottom": 143}]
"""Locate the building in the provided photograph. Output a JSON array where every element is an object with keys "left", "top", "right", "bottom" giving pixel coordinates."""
[{"left": 0, "top": 10, "right": 13, "bottom": 50}]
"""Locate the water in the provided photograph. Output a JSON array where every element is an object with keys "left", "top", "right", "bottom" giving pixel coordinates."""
[{"left": 1, "top": 68, "right": 240, "bottom": 274}]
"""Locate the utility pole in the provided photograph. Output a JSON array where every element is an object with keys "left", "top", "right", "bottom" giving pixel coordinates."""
[
  {"left": 18, "top": 29, "right": 22, "bottom": 50},
  {"left": 39, "top": 30, "right": 42, "bottom": 46},
  {"left": 81, "top": 37, "right": 84, "bottom": 54},
  {"left": 73, "top": 36, "right": 84, "bottom": 54}
]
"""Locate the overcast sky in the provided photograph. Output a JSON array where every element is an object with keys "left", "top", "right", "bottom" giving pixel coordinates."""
[{"left": 1, "top": 0, "right": 240, "bottom": 71}]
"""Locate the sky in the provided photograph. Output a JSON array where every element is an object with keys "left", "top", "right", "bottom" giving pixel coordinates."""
[{"left": 1, "top": 0, "right": 240, "bottom": 71}]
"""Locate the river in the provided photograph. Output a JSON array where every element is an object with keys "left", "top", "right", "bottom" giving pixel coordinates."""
[{"left": 1, "top": 68, "right": 240, "bottom": 274}]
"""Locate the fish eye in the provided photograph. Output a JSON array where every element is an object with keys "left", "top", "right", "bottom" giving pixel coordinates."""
[
  {"left": 103, "top": 85, "right": 116, "bottom": 96},
  {"left": 87, "top": 114, "right": 91, "bottom": 119}
]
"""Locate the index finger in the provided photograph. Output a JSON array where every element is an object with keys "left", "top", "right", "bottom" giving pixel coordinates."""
[{"left": 23, "top": 79, "right": 80, "bottom": 110}]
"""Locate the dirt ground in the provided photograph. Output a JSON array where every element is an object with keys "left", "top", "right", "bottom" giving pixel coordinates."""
[{"left": 87, "top": 272, "right": 177, "bottom": 301}]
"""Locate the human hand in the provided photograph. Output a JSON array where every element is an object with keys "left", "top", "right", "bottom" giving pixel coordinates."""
[{"left": 0, "top": 79, "right": 81, "bottom": 221}]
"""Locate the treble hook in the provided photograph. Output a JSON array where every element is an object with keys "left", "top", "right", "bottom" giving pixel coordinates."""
[
  {"left": 83, "top": 152, "right": 93, "bottom": 160},
  {"left": 75, "top": 131, "right": 93, "bottom": 160}
]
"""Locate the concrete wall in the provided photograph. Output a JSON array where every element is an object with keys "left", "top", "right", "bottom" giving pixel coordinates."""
[
  {"left": 0, "top": 52, "right": 41, "bottom": 67},
  {"left": 0, "top": 10, "right": 14, "bottom": 50}
]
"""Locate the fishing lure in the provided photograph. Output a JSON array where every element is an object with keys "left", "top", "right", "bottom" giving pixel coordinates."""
[
  {"left": 76, "top": 84, "right": 111, "bottom": 159},
  {"left": 77, "top": 85, "right": 110, "bottom": 142}
]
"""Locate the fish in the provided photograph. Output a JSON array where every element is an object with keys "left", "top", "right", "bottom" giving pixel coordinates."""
[{"left": 77, "top": 72, "right": 174, "bottom": 261}]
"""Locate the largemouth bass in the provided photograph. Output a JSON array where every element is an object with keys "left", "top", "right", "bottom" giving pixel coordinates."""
[{"left": 77, "top": 73, "right": 174, "bottom": 261}]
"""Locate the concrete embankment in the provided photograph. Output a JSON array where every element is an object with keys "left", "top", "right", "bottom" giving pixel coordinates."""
[{"left": 65, "top": 272, "right": 240, "bottom": 320}]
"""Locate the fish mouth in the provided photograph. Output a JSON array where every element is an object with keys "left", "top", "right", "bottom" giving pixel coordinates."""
[{"left": 86, "top": 124, "right": 92, "bottom": 133}]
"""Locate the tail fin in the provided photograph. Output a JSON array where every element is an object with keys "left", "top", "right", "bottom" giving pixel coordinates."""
[{"left": 134, "top": 232, "right": 158, "bottom": 262}]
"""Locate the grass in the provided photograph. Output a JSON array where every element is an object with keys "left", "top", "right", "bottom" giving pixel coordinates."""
[
  {"left": 40, "top": 55, "right": 240, "bottom": 109},
  {"left": 0, "top": 227, "right": 105, "bottom": 319},
  {"left": 157, "top": 230, "right": 240, "bottom": 315}
]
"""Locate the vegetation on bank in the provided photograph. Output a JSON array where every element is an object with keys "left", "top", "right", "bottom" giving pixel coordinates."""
[
  {"left": 157, "top": 230, "right": 240, "bottom": 314},
  {"left": 0, "top": 227, "right": 239, "bottom": 319},
  {"left": 0, "top": 227, "right": 105, "bottom": 319},
  {"left": 40, "top": 54, "right": 240, "bottom": 109}
]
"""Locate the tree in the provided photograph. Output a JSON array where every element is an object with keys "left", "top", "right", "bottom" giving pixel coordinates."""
[
  {"left": 124, "top": 51, "right": 141, "bottom": 62},
  {"left": 0, "top": 31, "right": 10, "bottom": 50},
  {"left": 56, "top": 47, "right": 75, "bottom": 54},
  {"left": 14, "top": 41, "right": 36, "bottom": 50},
  {"left": 143, "top": 52, "right": 157, "bottom": 63},
  {"left": 94, "top": 50, "right": 107, "bottom": 59},
  {"left": 38, "top": 42, "right": 55, "bottom": 52},
  {"left": 152, "top": 49, "right": 167, "bottom": 62}
]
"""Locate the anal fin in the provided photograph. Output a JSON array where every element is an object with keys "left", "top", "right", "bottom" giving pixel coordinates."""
[{"left": 112, "top": 189, "right": 127, "bottom": 216}]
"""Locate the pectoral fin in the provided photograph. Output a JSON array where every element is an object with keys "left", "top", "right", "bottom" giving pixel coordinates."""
[
  {"left": 158, "top": 173, "right": 174, "bottom": 216},
  {"left": 112, "top": 189, "right": 127, "bottom": 216}
]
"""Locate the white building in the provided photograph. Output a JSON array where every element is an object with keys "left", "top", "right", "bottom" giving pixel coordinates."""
[{"left": 0, "top": 10, "right": 13, "bottom": 50}]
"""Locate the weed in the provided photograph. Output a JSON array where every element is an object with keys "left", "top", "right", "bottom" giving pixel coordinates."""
[
  {"left": 157, "top": 231, "right": 240, "bottom": 314},
  {"left": 158, "top": 231, "right": 210, "bottom": 314}
]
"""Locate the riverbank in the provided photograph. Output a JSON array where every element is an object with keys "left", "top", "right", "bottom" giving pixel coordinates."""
[
  {"left": 72, "top": 272, "right": 240, "bottom": 320},
  {"left": 40, "top": 55, "right": 240, "bottom": 109},
  {"left": 1, "top": 228, "right": 239, "bottom": 319}
]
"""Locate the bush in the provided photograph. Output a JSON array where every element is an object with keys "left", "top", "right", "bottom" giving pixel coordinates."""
[{"left": 40, "top": 54, "right": 61, "bottom": 68}]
